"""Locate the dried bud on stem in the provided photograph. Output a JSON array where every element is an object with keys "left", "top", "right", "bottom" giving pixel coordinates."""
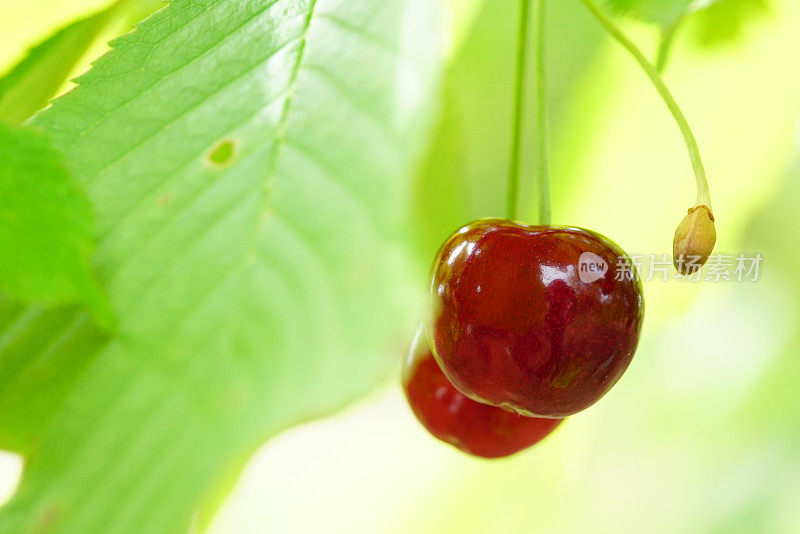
[{"left": 673, "top": 205, "right": 716, "bottom": 275}]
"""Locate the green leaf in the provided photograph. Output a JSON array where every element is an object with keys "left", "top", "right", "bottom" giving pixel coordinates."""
[
  {"left": 606, "top": 0, "right": 768, "bottom": 30},
  {"left": 0, "top": 123, "right": 114, "bottom": 328},
  {"left": 691, "top": 0, "right": 769, "bottom": 47},
  {"left": 607, "top": 0, "right": 769, "bottom": 71},
  {"left": 0, "top": 0, "right": 442, "bottom": 532},
  {"left": 606, "top": 0, "right": 694, "bottom": 25},
  {"left": 0, "top": 0, "right": 163, "bottom": 126}
]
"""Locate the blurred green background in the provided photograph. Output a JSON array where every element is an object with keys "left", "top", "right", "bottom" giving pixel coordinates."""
[{"left": 1, "top": 0, "right": 799, "bottom": 532}]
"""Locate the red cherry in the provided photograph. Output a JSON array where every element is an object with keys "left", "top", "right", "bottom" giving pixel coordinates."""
[
  {"left": 403, "top": 328, "right": 562, "bottom": 459},
  {"left": 429, "top": 219, "right": 644, "bottom": 418}
]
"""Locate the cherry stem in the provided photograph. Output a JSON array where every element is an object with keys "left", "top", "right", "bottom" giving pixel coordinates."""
[
  {"left": 535, "top": 0, "right": 551, "bottom": 225},
  {"left": 507, "top": 0, "right": 531, "bottom": 221},
  {"left": 578, "top": 0, "right": 713, "bottom": 212},
  {"left": 655, "top": 17, "right": 682, "bottom": 73}
]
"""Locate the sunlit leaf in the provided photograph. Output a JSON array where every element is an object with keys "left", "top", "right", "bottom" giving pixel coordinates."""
[
  {"left": 0, "top": 0, "right": 443, "bottom": 531},
  {"left": 606, "top": 0, "right": 768, "bottom": 36},
  {"left": 605, "top": 0, "right": 693, "bottom": 25},
  {"left": 692, "top": 0, "right": 769, "bottom": 47}
]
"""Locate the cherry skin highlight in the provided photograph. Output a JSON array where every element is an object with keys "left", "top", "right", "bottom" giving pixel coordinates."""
[
  {"left": 429, "top": 219, "right": 644, "bottom": 418},
  {"left": 403, "top": 329, "right": 562, "bottom": 459}
]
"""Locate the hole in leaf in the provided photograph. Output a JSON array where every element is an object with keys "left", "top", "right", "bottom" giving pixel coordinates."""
[
  {"left": 0, "top": 449, "right": 23, "bottom": 506},
  {"left": 206, "top": 139, "right": 237, "bottom": 167}
]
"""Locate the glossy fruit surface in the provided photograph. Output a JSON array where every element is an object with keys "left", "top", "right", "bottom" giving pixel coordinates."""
[
  {"left": 429, "top": 219, "right": 644, "bottom": 418},
  {"left": 403, "top": 329, "right": 562, "bottom": 458}
]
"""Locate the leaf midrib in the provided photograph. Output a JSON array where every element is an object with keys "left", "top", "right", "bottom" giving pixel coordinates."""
[{"left": 253, "top": 0, "right": 320, "bottom": 250}]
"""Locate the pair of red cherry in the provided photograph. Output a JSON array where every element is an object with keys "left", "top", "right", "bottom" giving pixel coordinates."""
[{"left": 403, "top": 219, "right": 645, "bottom": 458}]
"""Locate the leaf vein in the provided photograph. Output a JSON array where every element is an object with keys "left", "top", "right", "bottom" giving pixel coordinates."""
[
  {"left": 89, "top": 36, "right": 300, "bottom": 182},
  {"left": 303, "top": 62, "right": 399, "bottom": 145}
]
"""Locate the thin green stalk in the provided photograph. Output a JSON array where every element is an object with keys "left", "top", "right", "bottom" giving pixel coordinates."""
[
  {"left": 578, "top": 0, "right": 712, "bottom": 210},
  {"left": 507, "top": 0, "right": 532, "bottom": 221},
  {"left": 535, "top": 0, "right": 551, "bottom": 225},
  {"left": 655, "top": 17, "right": 682, "bottom": 73}
]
